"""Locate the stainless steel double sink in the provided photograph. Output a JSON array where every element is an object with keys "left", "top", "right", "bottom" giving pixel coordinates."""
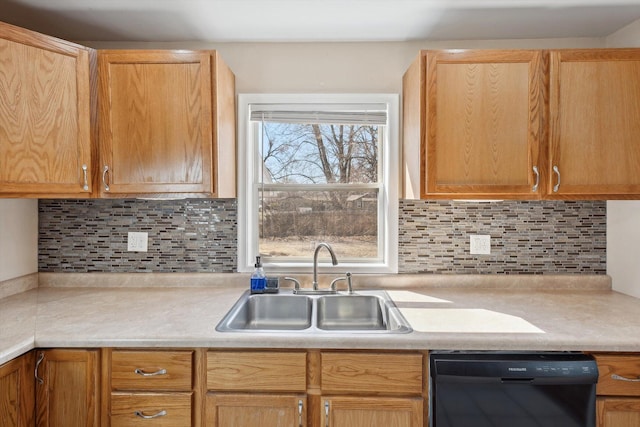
[{"left": 216, "top": 290, "right": 412, "bottom": 334}]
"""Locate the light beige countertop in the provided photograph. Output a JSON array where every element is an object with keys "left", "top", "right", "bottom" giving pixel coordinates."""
[{"left": 2, "top": 273, "right": 640, "bottom": 365}]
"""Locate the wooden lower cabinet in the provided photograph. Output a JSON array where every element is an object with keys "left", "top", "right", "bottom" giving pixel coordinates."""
[
  {"left": 598, "top": 398, "right": 640, "bottom": 427},
  {"left": 0, "top": 351, "right": 35, "bottom": 427},
  {"left": 206, "top": 393, "right": 306, "bottom": 427},
  {"left": 111, "top": 392, "right": 193, "bottom": 427},
  {"left": 322, "top": 396, "right": 423, "bottom": 427},
  {"left": 35, "top": 349, "right": 100, "bottom": 427},
  {"left": 594, "top": 353, "right": 640, "bottom": 427},
  {"left": 206, "top": 351, "right": 308, "bottom": 426},
  {"left": 319, "top": 352, "right": 425, "bottom": 427},
  {"left": 104, "top": 349, "right": 199, "bottom": 427}
]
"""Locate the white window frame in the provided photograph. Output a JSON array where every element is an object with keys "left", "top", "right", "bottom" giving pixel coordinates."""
[{"left": 237, "top": 93, "right": 399, "bottom": 274}]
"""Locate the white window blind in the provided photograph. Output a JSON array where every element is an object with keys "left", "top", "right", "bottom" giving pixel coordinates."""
[{"left": 249, "top": 103, "right": 388, "bottom": 125}]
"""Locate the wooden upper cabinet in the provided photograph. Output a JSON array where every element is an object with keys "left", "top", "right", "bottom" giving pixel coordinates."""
[
  {"left": 548, "top": 49, "right": 640, "bottom": 199},
  {"left": 0, "top": 21, "right": 95, "bottom": 197},
  {"left": 403, "top": 50, "right": 544, "bottom": 199},
  {"left": 98, "top": 50, "right": 236, "bottom": 198}
]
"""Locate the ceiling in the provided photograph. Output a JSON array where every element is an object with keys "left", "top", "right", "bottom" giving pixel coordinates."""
[{"left": 1, "top": 0, "right": 640, "bottom": 43}]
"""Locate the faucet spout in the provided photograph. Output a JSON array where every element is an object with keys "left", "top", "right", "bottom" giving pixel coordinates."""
[{"left": 313, "top": 242, "right": 338, "bottom": 290}]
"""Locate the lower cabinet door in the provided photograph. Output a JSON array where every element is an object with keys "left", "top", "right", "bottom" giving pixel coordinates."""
[
  {"left": 35, "top": 349, "right": 99, "bottom": 427},
  {"left": 111, "top": 392, "right": 192, "bottom": 427},
  {"left": 0, "top": 352, "right": 35, "bottom": 427},
  {"left": 206, "top": 393, "right": 307, "bottom": 427},
  {"left": 322, "top": 396, "right": 423, "bottom": 427},
  {"left": 597, "top": 397, "right": 640, "bottom": 427}
]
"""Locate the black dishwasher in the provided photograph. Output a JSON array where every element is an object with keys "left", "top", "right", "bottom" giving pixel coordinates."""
[{"left": 429, "top": 352, "right": 598, "bottom": 427}]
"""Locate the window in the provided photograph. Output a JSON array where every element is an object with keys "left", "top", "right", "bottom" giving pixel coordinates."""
[{"left": 238, "top": 94, "right": 398, "bottom": 274}]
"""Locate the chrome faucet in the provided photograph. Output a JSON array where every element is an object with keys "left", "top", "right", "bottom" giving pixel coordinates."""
[{"left": 312, "top": 242, "right": 338, "bottom": 291}]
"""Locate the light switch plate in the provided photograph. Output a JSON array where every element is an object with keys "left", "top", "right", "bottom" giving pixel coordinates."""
[
  {"left": 470, "top": 234, "right": 491, "bottom": 255},
  {"left": 127, "top": 232, "right": 148, "bottom": 252}
]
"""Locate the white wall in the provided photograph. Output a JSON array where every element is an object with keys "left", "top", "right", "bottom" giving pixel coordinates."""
[
  {"left": 605, "top": 18, "right": 640, "bottom": 297},
  {"left": 0, "top": 199, "right": 38, "bottom": 282}
]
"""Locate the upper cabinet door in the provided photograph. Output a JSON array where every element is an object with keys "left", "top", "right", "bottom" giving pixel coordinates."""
[
  {"left": 549, "top": 49, "right": 640, "bottom": 199},
  {"left": 0, "top": 21, "right": 94, "bottom": 197},
  {"left": 99, "top": 50, "right": 224, "bottom": 197},
  {"left": 403, "top": 50, "right": 543, "bottom": 199}
]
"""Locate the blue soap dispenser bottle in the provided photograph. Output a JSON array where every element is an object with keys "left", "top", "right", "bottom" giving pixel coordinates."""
[{"left": 250, "top": 256, "right": 266, "bottom": 293}]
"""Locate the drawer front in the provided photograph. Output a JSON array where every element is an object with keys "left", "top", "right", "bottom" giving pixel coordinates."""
[
  {"left": 595, "top": 354, "right": 640, "bottom": 396},
  {"left": 321, "top": 352, "right": 423, "bottom": 395},
  {"left": 207, "top": 351, "right": 307, "bottom": 392},
  {"left": 112, "top": 351, "right": 193, "bottom": 391},
  {"left": 111, "top": 392, "right": 192, "bottom": 427}
]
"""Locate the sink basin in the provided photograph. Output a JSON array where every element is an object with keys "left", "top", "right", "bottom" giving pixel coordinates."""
[
  {"left": 317, "top": 295, "right": 386, "bottom": 330},
  {"left": 216, "top": 290, "right": 412, "bottom": 334},
  {"left": 216, "top": 294, "right": 312, "bottom": 331}
]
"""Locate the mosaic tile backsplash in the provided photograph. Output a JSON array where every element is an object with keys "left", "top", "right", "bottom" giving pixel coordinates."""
[
  {"left": 38, "top": 199, "right": 606, "bottom": 274},
  {"left": 399, "top": 200, "right": 606, "bottom": 274},
  {"left": 39, "top": 199, "right": 237, "bottom": 273}
]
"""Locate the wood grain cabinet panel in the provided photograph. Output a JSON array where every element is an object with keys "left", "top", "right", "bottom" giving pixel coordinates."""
[
  {"left": 104, "top": 349, "right": 200, "bottom": 427},
  {"left": 321, "top": 352, "right": 423, "bottom": 395},
  {"left": 597, "top": 398, "right": 640, "bottom": 427},
  {"left": 594, "top": 354, "right": 640, "bottom": 427},
  {"left": 98, "top": 50, "right": 235, "bottom": 198},
  {"left": 595, "top": 354, "right": 640, "bottom": 397},
  {"left": 207, "top": 351, "right": 307, "bottom": 392},
  {"left": 322, "top": 396, "right": 423, "bottom": 427},
  {"left": 35, "top": 349, "right": 100, "bottom": 427},
  {"left": 111, "top": 392, "right": 192, "bottom": 427},
  {"left": 206, "top": 393, "right": 307, "bottom": 427},
  {"left": 402, "top": 49, "right": 543, "bottom": 199},
  {"left": 0, "top": 351, "right": 35, "bottom": 427},
  {"left": 548, "top": 49, "right": 640, "bottom": 198},
  {"left": 111, "top": 350, "right": 193, "bottom": 391},
  {"left": 0, "top": 21, "right": 95, "bottom": 197}
]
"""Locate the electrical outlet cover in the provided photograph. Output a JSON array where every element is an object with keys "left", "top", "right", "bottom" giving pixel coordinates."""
[
  {"left": 470, "top": 234, "right": 491, "bottom": 255},
  {"left": 127, "top": 232, "right": 148, "bottom": 252}
]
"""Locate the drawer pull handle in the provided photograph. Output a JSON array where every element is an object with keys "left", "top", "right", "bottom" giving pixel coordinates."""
[
  {"left": 612, "top": 373, "right": 640, "bottom": 382},
  {"left": 135, "top": 410, "right": 167, "bottom": 419},
  {"left": 134, "top": 368, "right": 167, "bottom": 377}
]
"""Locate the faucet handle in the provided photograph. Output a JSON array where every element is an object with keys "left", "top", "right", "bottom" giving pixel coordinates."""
[
  {"left": 330, "top": 272, "right": 354, "bottom": 294},
  {"left": 283, "top": 277, "right": 302, "bottom": 290}
]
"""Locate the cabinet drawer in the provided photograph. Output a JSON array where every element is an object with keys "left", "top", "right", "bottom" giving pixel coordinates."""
[
  {"left": 111, "top": 392, "right": 192, "bottom": 427},
  {"left": 595, "top": 354, "right": 640, "bottom": 396},
  {"left": 112, "top": 351, "right": 193, "bottom": 391},
  {"left": 207, "top": 351, "right": 307, "bottom": 392},
  {"left": 321, "top": 352, "right": 423, "bottom": 395}
]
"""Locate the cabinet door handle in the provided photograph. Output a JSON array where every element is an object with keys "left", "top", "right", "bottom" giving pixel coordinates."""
[
  {"left": 298, "top": 399, "right": 304, "bottom": 427},
  {"left": 34, "top": 352, "right": 45, "bottom": 385},
  {"left": 532, "top": 166, "right": 540, "bottom": 192},
  {"left": 134, "top": 368, "right": 167, "bottom": 377},
  {"left": 134, "top": 410, "right": 167, "bottom": 419},
  {"left": 324, "top": 400, "right": 330, "bottom": 427},
  {"left": 553, "top": 165, "right": 561, "bottom": 192},
  {"left": 102, "top": 165, "right": 110, "bottom": 191},
  {"left": 612, "top": 373, "right": 640, "bottom": 382},
  {"left": 82, "top": 164, "right": 89, "bottom": 191}
]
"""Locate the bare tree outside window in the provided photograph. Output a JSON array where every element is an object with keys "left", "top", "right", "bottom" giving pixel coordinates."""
[{"left": 258, "top": 122, "right": 380, "bottom": 260}]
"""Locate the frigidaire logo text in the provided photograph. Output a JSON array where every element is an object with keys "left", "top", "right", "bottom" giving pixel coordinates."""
[{"left": 508, "top": 367, "right": 528, "bottom": 372}]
